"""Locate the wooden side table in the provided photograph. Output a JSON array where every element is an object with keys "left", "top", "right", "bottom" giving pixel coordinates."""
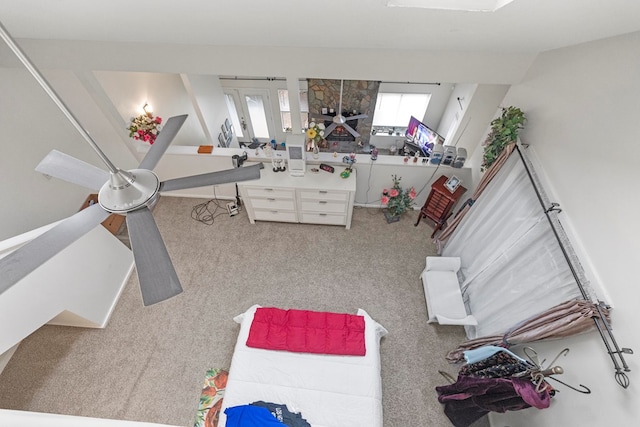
[{"left": 415, "top": 175, "right": 467, "bottom": 238}]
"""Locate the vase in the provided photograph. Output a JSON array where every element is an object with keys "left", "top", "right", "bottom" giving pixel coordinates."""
[
  {"left": 312, "top": 141, "right": 319, "bottom": 159},
  {"left": 383, "top": 209, "right": 401, "bottom": 224}
]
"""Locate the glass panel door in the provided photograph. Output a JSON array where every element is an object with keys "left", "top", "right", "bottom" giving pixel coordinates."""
[
  {"left": 244, "top": 93, "right": 270, "bottom": 138},
  {"left": 223, "top": 88, "right": 275, "bottom": 144}
]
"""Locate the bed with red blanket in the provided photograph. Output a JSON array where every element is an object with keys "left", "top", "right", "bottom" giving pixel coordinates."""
[{"left": 218, "top": 305, "right": 388, "bottom": 427}]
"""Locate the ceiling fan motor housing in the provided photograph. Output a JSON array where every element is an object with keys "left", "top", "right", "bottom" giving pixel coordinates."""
[{"left": 98, "top": 169, "right": 161, "bottom": 213}]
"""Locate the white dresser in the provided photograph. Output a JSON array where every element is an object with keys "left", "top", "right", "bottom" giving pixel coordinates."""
[{"left": 238, "top": 164, "right": 356, "bottom": 229}]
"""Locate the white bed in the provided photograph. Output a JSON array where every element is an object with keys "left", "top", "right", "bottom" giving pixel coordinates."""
[{"left": 218, "top": 305, "right": 388, "bottom": 427}]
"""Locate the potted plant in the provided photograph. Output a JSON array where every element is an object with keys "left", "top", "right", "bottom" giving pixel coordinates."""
[
  {"left": 381, "top": 175, "right": 416, "bottom": 223},
  {"left": 482, "top": 106, "right": 525, "bottom": 171}
]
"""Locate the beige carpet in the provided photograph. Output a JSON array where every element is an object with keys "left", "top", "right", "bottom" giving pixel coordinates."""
[{"left": 0, "top": 196, "right": 478, "bottom": 426}]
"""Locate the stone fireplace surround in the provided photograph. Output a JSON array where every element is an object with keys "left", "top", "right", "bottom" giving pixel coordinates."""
[{"left": 307, "top": 79, "right": 380, "bottom": 152}]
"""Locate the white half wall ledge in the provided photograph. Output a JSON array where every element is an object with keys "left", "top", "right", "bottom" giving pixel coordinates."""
[
  {"left": 0, "top": 409, "right": 181, "bottom": 427},
  {"left": 0, "top": 223, "right": 135, "bottom": 355}
]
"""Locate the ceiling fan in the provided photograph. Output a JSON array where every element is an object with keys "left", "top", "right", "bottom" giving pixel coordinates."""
[
  {"left": 0, "top": 21, "right": 263, "bottom": 306},
  {"left": 311, "top": 80, "right": 368, "bottom": 138}
]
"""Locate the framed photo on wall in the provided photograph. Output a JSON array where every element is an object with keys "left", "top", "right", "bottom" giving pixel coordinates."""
[{"left": 445, "top": 175, "right": 461, "bottom": 193}]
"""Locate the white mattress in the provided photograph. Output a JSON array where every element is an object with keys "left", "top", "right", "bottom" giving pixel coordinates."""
[{"left": 218, "top": 305, "right": 388, "bottom": 427}]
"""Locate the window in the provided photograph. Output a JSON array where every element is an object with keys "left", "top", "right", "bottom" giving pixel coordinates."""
[
  {"left": 278, "top": 89, "right": 309, "bottom": 132},
  {"left": 371, "top": 92, "right": 431, "bottom": 135}
]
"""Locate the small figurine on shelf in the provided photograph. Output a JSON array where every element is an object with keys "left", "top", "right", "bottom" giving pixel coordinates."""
[
  {"left": 263, "top": 143, "right": 273, "bottom": 158},
  {"left": 340, "top": 153, "right": 357, "bottom": 178}
]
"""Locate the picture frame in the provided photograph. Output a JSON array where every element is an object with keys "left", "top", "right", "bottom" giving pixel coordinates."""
[
  {"left": 445, "top": 175, "right": 461, "bottom": 193},
  {"left": 221, "top": 124, "right": 229, "bottom": 139},
  {"left": 218, "top": 133, "right": 226, "bottom": 147},
  {"left": 224, "top": 118, "right": 231, "bottom": 131}
]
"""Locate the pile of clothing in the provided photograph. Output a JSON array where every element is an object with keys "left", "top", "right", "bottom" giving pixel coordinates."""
[
  {"left": 224, "top": 401, "right": 311, "bottom": 427},
  {"left": 436, "top": 345, "right": 554, "bottom": 427}
]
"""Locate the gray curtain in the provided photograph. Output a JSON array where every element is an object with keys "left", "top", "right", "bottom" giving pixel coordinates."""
[{"left": 446, "top": 299, "right": 610, "bottom": 363}]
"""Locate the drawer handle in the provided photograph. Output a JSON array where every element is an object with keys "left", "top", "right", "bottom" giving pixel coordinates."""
[
  {"left": 264, "top": 188, "right": 274, "bottom": 191},
  {"left": 267, "top": 198, "right": 276, "bottom": 201},
  {"left": 318, "top": 190, "right": 328, "bottom": 194},
  {"left": 319, "top": 213, "right": 327, "bottom": 216},
  {"left": 271, "top": 210, "right": 278, "bottom": 214},
  {"left": 319, "top": 200, "right": 328, "bottom": 204}
]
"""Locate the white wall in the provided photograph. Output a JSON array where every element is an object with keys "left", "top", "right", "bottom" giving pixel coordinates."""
[
  {"left": 0, "top": 68, "right": 138, "bottom": 241},
  {"left": 488, "top": 31, "right": 640, "bottom": 427},
  {"left": 92, "top": 71, "right": 207, "bottom": 146}
]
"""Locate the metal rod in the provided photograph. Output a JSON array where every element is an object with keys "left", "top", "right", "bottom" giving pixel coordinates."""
[
  {"left": 514, "top": 144, "right": 631, "bottom": 388},
  {"left": 0, "top": 20, "right": 119, "bottom": 174}
]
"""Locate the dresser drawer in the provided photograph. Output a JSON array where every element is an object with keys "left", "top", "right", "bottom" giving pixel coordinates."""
[
  {"left": 250, "top": 197, "right": 296, "bottom": 211},
  {"left": 300, "top": 212, "right": 346, "bottom": 226},
  {"left": 246, "top": 187, "right": 294, "bottom": 200},
  {"left": 300, "top": 199, "right": 347, "bottom": 214},
  {"left": 254, "top": 209, "right": 298, "bottom": 223},
  {"left": 298, "top": 189, "right": 348, "bottom": 202}
]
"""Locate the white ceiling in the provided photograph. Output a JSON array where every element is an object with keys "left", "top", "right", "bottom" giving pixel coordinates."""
[{"left": 1, "top": 0, "right": 639, "bottom": 54}]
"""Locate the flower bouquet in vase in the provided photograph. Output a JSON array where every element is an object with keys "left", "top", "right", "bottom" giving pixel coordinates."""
[
  {"left": 128, "top": 112, "right": 163, "bottom": 144},
  {"left": 306, "top": 121, "right": 325, "bottom": 159},
  {"left": 381, "top": 175, "right": 416, "bottom": 223}
]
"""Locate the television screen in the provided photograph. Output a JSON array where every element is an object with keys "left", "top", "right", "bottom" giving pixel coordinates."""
[
  {"left": 405, "top": 116, "right": 421, "bottom": 141},
  {"left": 405, "top": 116, "right": 444, "bottom": 157}
]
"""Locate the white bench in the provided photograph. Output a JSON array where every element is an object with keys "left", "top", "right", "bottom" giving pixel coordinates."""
[{"left": 420, "top": 256, "right": 477, "bottom": 326}]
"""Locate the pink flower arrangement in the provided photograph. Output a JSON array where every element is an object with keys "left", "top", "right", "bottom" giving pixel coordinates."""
[
  {"left": 381, "top": 175, "right": 416, "bottom": 216},
  {"left": 128, "top": 113, "right": 163, "bottom": 144}
]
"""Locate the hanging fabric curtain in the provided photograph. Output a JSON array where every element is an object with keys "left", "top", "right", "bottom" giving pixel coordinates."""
[
  {"left": 435, "top": 141, "right": 516, "bottom": 246},
  {"left": 441, "top": 153, "right": 582, "bottom": 338},
  {"left": 446, "top": 299, "right": 610, "bottom": 363}
]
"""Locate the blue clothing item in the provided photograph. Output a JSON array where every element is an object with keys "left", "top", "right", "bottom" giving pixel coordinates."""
[
  {"left": 463, "top": 345, "right": 528, "bottom": 365},
  {"left": 224, "top": 405, "right": 285, "bottom": 427}
]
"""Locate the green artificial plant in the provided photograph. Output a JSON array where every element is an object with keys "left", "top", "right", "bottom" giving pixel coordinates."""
[{"left": 482, "top": 106, "right": 526, "bottom": 171}]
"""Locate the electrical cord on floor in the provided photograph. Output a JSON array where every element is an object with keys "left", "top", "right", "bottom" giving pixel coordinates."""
[{"left": 191, "top": 186, "right": 243, "bottom": 225}]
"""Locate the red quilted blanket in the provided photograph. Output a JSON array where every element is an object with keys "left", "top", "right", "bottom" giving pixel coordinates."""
[{"left": 246, "top": 307, "right": 366, "bottom": 356}]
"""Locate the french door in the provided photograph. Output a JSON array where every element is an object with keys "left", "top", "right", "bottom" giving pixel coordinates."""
[{"left": 224, "top": 88, "right": 276, "bottom": 145}]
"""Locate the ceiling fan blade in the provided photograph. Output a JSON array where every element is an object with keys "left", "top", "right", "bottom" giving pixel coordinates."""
[
  {"left": 138, "top": 114, "right": 188, "bottom": 171},
  {"left": 343, "top": 123, "right": 361, "bottom": 138},
  {"left": 310, "top": 113, "right": 334, "bottom": 122},
  {"left": 159, "top": 163, "right": 263, "bottom": 192},
  {"left": 0, "top": 203, "right": 110, "bottom": 295},
  {"left": 126, "top": 207, "right": 182, "bottom": 306},
  {"left": 35, "top": 149, "right": 110, "bottom": 191},
  {"left": 323, "top": 123, "right": 338, "bottom": 136},
  {"left": 348, "top": 113, "right": 368, "bottom": 120}
]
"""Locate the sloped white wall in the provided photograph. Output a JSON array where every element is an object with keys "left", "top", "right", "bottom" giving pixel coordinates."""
[
  {"left": 488, "top": 31, "right": 640, "bottom": 427},
  {"left": 92, "top": 71, "right": 206, "bottom": 146},
  {"left": 0, "top": 68, "right": 138, "bottom": 241}
]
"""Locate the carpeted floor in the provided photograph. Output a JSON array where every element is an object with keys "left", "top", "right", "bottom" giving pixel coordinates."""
[{"left": 0, "top": 196, "right": 482, "bottom": 426}]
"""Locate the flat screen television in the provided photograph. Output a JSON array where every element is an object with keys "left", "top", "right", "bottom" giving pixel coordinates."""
[{"left": 405, "top": 116, "right": 444, "bottom": 157}]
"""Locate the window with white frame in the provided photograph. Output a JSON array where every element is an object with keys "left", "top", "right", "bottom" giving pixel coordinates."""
[
  {"left": 371, "top": 92, "right": 431, "bottom": 136},
  {"left": 278, "top": 89, "right": 309, "bottom": 132}
]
